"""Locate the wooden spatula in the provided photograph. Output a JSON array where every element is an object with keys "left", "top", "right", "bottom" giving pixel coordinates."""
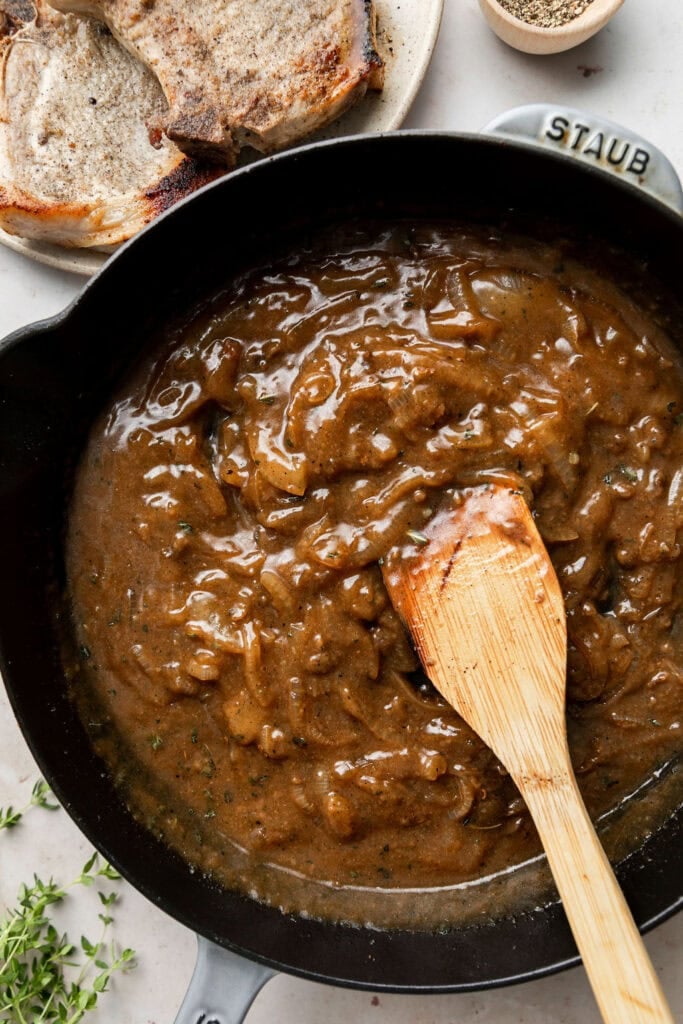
[{"left": 382, "top": 485, "right": 673, "bottom": 1024}]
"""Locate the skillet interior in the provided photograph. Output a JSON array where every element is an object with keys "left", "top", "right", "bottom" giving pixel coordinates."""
[{"left": 0, "top": 132, "right": 681, "bottom": 992}]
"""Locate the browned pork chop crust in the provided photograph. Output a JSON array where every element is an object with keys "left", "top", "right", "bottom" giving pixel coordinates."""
[
  {"left": 47, "top": 0, "right": 384, "bottom": 162},
  {"left": 0, "top": 0, "right": 220, "bottom": 247}
]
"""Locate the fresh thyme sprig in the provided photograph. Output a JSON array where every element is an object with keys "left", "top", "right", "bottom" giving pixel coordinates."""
[
  {"left": 0, "top": 784, "right": 136, "bottom": 1022},
  {"left": 0, "top": 780, "right": 59, "bottom": 831}
]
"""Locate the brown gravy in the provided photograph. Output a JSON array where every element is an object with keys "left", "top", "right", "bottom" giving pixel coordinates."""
[{"left": 67, "top": 225, "right": 683, "bottom": 927}]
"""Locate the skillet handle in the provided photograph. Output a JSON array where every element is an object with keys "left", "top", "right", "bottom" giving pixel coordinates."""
[
  {"left": 483, "top": 103, "right": 683, "bottom": 213},
  {"left": 174, "top": 936, "right": 276, "bottom": 1024}
]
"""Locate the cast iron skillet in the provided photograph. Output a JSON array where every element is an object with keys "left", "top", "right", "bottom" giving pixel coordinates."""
[{"left": 0, "top": 106, "right": 682, "bottom": 1022}]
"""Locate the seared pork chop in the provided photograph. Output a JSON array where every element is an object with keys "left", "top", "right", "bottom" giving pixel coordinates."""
[
  {"left": 0, "top": 1, "right": 219, "bottom": 247},
  {"left": 47, "top": 0, "right": 384, "bottom": 162}
]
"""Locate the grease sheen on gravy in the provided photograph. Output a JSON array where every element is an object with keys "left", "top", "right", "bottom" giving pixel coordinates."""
[{"left": 66, "top": 225, "right": 683, "bottom": 928}]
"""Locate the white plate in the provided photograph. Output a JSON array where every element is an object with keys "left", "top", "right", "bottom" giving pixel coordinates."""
[{"left": 0, "top": 0, "right": 444, "bottom": 278}]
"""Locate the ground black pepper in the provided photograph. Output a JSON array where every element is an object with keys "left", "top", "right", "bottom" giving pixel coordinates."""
[{"left": 498, "top": 0, "right": 594, "bottom": 27}]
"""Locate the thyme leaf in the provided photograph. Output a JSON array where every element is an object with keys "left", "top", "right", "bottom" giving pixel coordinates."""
[
  {"left": 0, "top": 792, "right": 136, "bottom": 1022},
  {"left": 0, "top": 779, "right": 59, "bottom": 831}
]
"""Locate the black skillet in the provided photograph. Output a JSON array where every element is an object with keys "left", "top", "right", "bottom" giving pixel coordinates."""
[{"left": 0, "top": 106, "right": 682, "bottom": 1023}]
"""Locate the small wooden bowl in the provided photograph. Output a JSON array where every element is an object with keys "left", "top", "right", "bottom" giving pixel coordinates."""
[{"left": 478, "top": 0, "right": 625, "bottom": 55}]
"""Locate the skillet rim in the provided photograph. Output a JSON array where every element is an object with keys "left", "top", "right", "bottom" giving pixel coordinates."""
[{"left": 0, "top": 129, "right": 681, "bottom": 994}]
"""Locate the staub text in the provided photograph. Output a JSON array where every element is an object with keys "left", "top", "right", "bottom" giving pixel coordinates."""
[{"left": 545, "top": 115, "right": 650, "bottom": 176}]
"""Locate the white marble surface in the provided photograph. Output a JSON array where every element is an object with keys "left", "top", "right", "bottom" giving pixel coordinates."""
[{"left": 1, "top": 0, "right": 682, "bottom": 1020}]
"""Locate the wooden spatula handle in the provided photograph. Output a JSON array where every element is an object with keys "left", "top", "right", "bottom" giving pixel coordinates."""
[
  {"left": 382, "top": 489, "right": 674, "bottom": 1023},
  {"left": 522, "top": 770, "right": 673, "bottom": 1024}
]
